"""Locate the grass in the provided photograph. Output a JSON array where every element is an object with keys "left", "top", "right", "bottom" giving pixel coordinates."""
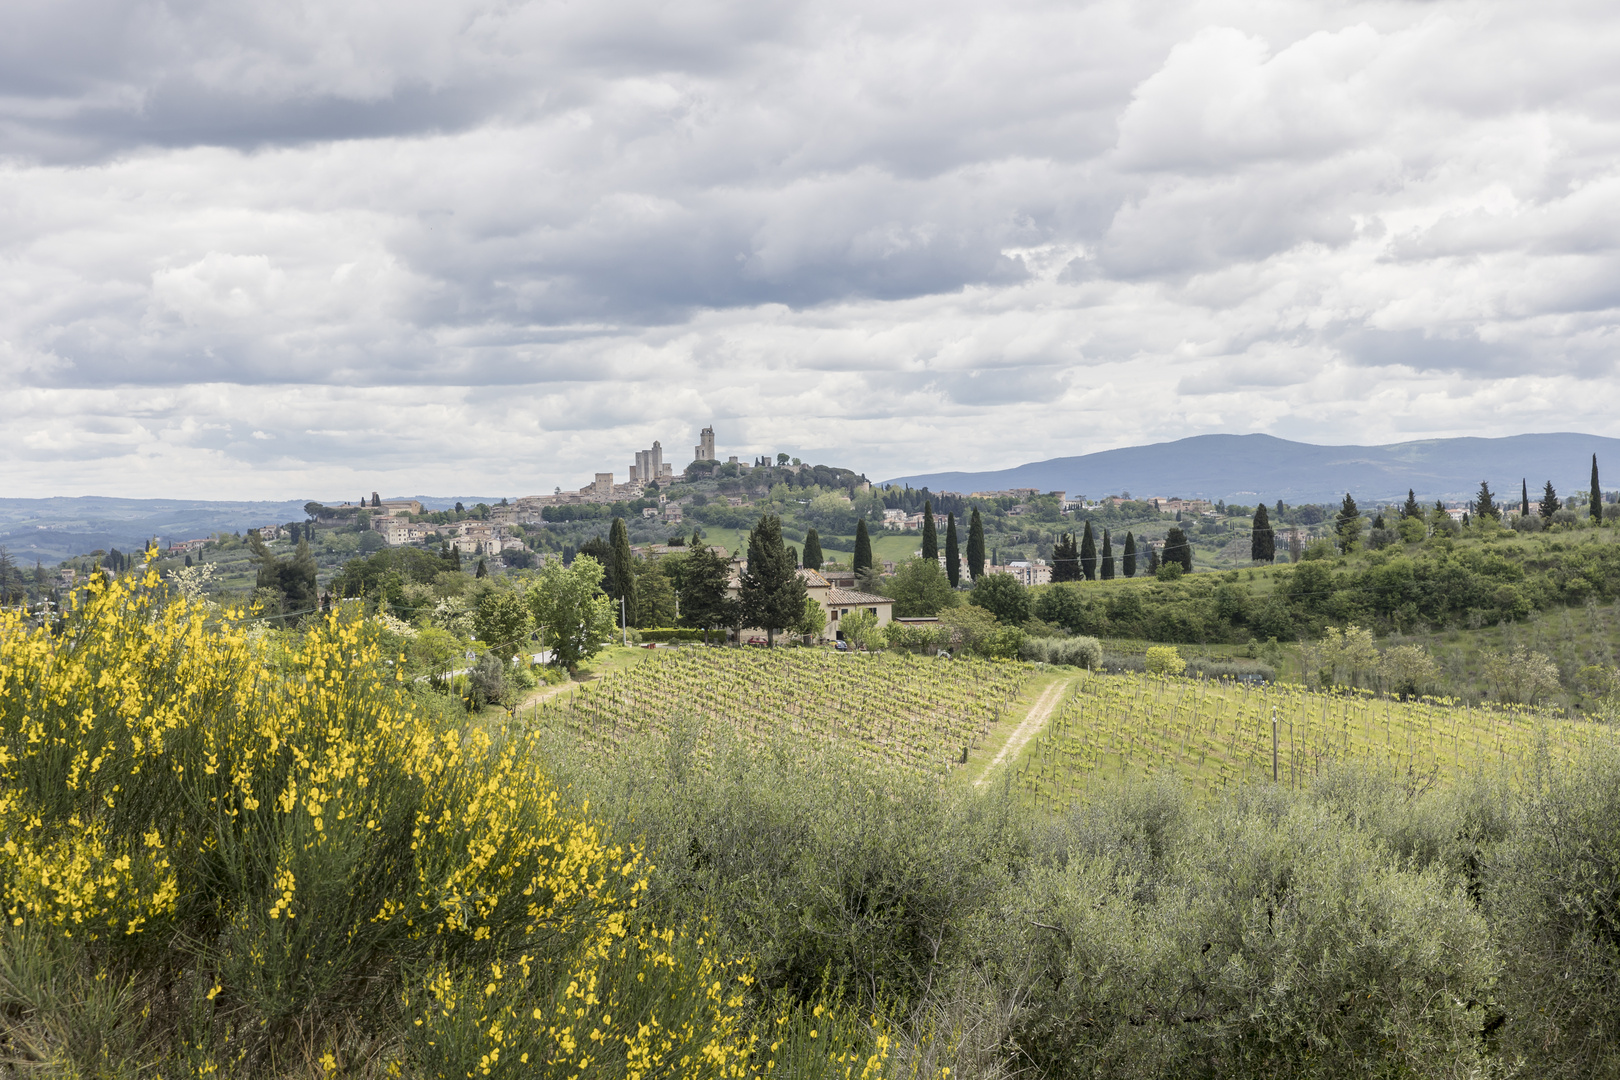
[
  {"left": 1007, "top": 669, "right": 1615, "bottom": 813},
  {"left": 526, "top": 647, "right": 1033, "bottom": 778}
]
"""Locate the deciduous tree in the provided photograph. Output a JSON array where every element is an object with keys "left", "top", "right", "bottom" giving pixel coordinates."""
[{"left": 527, "top": 555, "right": 617, "bottom": 670}]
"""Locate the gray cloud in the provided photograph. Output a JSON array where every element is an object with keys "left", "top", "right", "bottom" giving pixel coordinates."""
[{"left": 2, "top": 0, "right": 1620, "bottom": 497}]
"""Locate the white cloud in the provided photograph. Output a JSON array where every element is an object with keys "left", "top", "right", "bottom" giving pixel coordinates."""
[{"left": 1, "top": 0, "right": 1619, "bottom": 498}]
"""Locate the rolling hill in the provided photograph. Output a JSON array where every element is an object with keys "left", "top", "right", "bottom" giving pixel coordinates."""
[{"left": 882, "top": 432, "right": 1620, "bottom": 505}]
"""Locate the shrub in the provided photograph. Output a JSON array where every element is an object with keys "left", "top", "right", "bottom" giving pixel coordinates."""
[
  {"left": 1143, "top": 645, "right": 1186, "bottom": 676},
  {"left": 1182, "top": 658, "right": 1275, "bottom": 682},
  {"left": 639, "top": 626, "right": 706, "bottom": 643},
  {"left": 0, "top": 569, "right": 870, "bottom": 1076},
  {"left": 1020, "top": 636, "right": 1103, "bottom": 669}
]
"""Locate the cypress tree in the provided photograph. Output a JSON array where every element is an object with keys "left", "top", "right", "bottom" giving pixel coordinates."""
[
  {"left": 1401, "top": 489, "right": 1421, "bottom": 519},
  {"left": 1593, "top": 454, "right": 1603, "bottom": 522},
  {"left": 1145, "top": 543, "right": 1160, "bottom": 574},
  {"left": 1080, "top": 521, "right": 1097, "bottom": 581},
  {"left": 1163, "top": 526, "right": 1192, "bottom": 572},
  {"left": 853, "top": 518, "right": 873, "bottom": 574},
  {"left": 920, "top": 500, "right": 938, "bottom": 562},
  {"left": 1123, "top": 531, "right": 1137, "bottom": 577},
  {"left": 1251, "top": 503, "right": 1275, "bottom": 563},
  {"left": 944, "top": 513, "right": 960, "bottom": 587},
  {"left": 1521, "top": 478, "right": 1530, "bottom": 517},
  {"left": 1539, "top": 481, "right": 1560, "bottom": 519},
  {"left": 608, "top": 517, "right": 637, "bottom": 622},
  {"left": 1100, "top": 529, "right": 1114, "bottom": 580},
  {"left": 966, "top": 508, "right": 986, "bottom": 583},
  {"left": 475, "top": 557, "right": 488, "bottom": 579},
  {"left": 802, "top": 527, "right": 824, "bottom": 571},
  {"left": 1275, "top": 499, "right": 1285, "bottom": 519}
]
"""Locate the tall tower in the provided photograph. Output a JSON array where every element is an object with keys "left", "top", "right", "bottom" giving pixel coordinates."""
[{"left": 694, "top": 426, "right": 716, "bottom": 462}]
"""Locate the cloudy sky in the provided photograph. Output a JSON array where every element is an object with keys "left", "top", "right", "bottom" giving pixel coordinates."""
[{"left": 3, "top": 0, "right": 1619, "bottom": 499}]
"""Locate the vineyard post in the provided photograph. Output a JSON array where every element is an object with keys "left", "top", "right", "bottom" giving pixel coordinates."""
[{"left": 1271, "top": 706, "right": 1279, "bottom": 784}]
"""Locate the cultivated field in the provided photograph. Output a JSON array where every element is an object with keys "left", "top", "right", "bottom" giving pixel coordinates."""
[
  {"left": 1014, "top": 670, "right": 1616, "bottom": 810},
  {"left": 528, "top": 648, "right": 1033, "bottom": 776}
]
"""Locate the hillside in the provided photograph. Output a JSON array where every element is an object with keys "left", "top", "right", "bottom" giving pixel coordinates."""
[{"left": 882, "top": 432, "right": 1620, "bottom": 504}]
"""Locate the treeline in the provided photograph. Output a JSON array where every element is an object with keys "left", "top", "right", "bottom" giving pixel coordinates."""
[{"left": 1031, "top": 534, "right": 1620, "bottom": 643}]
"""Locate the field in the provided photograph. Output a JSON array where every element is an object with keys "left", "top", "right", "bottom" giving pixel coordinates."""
[
  {"left": 527, "top": 648, "right": 1033, "bottom": 776},
  {"left": 1011, "top": 670, "right": 1616, "bottom": 811}
]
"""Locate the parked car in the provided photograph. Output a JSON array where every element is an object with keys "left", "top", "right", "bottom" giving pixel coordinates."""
[
  {"left": 833, "top": 640, "right": 849, "bottom": 652},
  {"left": 746, "top": 636, "right": 769, "bottom": 647}
]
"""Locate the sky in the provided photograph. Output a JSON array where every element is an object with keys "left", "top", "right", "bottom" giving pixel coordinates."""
[{"left": 3, "top": 0, "right": 1619, "bottom": 500}]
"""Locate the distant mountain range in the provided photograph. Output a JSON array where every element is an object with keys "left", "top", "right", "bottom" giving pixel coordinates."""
[
  {"left": 882, "top": 433, "right": 1620, "bottom": 506},
  {"left": 0, "top": 495, "right": 500, "bottom": 566}
]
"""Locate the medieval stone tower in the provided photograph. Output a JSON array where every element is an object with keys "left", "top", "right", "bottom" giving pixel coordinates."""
[{"left": 694, "top": 426, "right": 716, "bottom": 462}]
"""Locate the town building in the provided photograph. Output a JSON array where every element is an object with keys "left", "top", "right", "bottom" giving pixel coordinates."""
[
  {"left": 988, "top": 561, "right": 1051, "bottom": 587},
  {"left": 377, "top": 520, "right": 426, "bottom": 546},
  {"left": 694, "top": 426, "right": 716, "bottom": 462}
]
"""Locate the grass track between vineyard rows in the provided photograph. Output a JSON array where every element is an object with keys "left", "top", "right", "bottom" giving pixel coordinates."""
[
  {"left": 1011, "top": 670, "right": 1619, "bottom": 812},
  {"left": 526, "top": 647, "right": 1034, "bottom": 776}
]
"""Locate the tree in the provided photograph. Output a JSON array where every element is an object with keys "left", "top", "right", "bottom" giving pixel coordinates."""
[
  {"left": 1145, "top": 544, "right": 1161, "bottom": 574},
  {"left": 1593, "top": 454, "right": 1603, "bottom": 522},
  {"left": 1539, "top": 481, "right": 1560, "bottom": 519},
  {"left": 1051, "top": 532, "right": 1079, "bottom": 583},
  {"left": 473, "top": 587, "right": 532, "bottom": 662},
  {"left": 944, "top": 513, "right": 960, "bottom": 587},
  {"left": 1521, "top": 479, "right": 1530, "bottom": 517},
  {"left": 677, "top": 541, "right": 736, "bottom": 645},
  {"left": 1251, "top": 503, "right": 1275, "bottom": 563},
  {"left": 527, "top": 555, "right": 617, "bottom": 671},
  {"left": 839, "top": 608, "right": 885, "bottom": 651},
  {"left": 1473, "top": 481, "right": 1498, "bottom": 522},
  {"left": 1100, "top": 529, "right": 1114, "bottom": 580},
  {"left": 739, "top": 515, "right": 808, "bottom": 646},
  {"left": 1162, "top": 526, "right": 1192, "bottom": 572},
  {"left": 802, "top": 528, "right": 824, "bottom": 571},
  {"left": 607, "top": 517, "right": 637, "bottom": 622},
  {"left": 920, "top": 500, "right": 938, "bottom": 562},
  {"left": 966, "top": 508, "right": 986, "bottom": 583},
  {"left": 249, "top": 533, "right": 318, "bottom": 623},
  {"left": 969, "top": 572, "right": 1031, "bottom": 626},
  {"left": 475, "top": 557, "right": 488, "bottom": 579},
  {"left": 371, "top": 493, "right": 381, "bottom": 508},
  {"left": 1401, "top": 489, "right": 1421, "bottom": 519},
  {"left": 633, "top": 559, "right": 679, "bottom": 627},
  {"left": 1080, "top": 521, "right": 1097, "bottom": 581},
  {"left": 1336, "top": 493, "right": 1363, "bottom": 552},
  {"left": 853, "top": 518, "right": 873, "bottom": 575},
  {"left": 1275, "top": 499, "right": 1285, "bottom": 519},
  {"left": 885, "top": 558, "right": 959, "bottom": 617},
  {"left": 1122, "top": 532, "right": 1137, "bottom": 578},
  {"left": 795, "top": 594, "right": 828, "bottom": 640}
]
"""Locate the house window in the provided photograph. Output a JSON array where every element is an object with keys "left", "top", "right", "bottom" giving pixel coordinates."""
[{"left": 866, "top": 608, "right": 877, "bottom": 617}]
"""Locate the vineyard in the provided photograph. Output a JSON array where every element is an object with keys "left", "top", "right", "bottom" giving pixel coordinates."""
[
  {"left": 528, "top": 649, "right": 1033, "bottom": 776},
  {"left": 1014, "top": 671, "right": 1617, "bottom": 811}
]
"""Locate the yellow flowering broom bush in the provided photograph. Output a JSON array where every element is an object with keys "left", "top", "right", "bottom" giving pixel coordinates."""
[{"left": 0, "top": 563, "right": 911, "bottom": 1077}]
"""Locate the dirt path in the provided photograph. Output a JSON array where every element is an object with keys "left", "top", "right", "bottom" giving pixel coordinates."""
[{"left": 974, "top": 677, "right": 1071, "bottom": 788}]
